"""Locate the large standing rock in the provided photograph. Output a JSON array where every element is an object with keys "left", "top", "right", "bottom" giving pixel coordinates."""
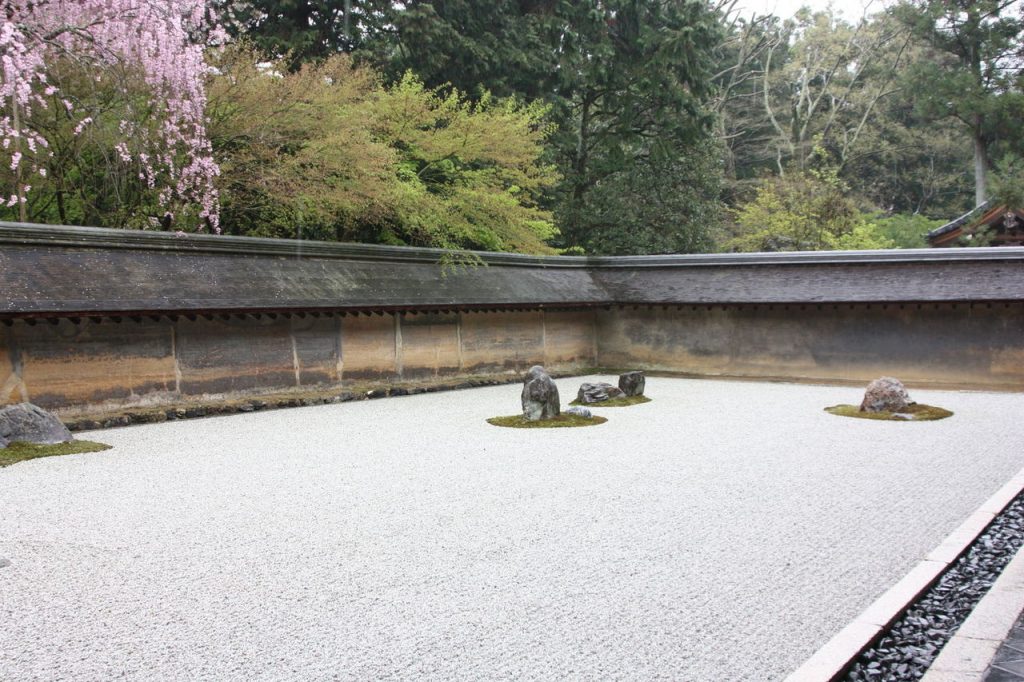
[
  {"left": 0, "top": 403, "right": 73, "bottom": 447},
  {"left": 860, "top": 377, "right": 912, "bottom": 413},
  {"left": 577, "top": 382, "right": 625, "bottom": 404},
  {"left": 521, "top": 366, "right": 560, "bottom": 421},
  {"left": 618, "top": 371, "right": 645, "bottom": 397}
]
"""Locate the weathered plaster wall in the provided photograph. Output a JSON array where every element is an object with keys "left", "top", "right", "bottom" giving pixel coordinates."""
[
  {"left": 595, "top": 302, "right": 1024, "bottom": 389},
  {"left": 3, "top": 224, "right": 1023, "bottom": 412},
  {"left": 0, "top": 310, "right": 599, "bottom": 412},
  {"left": 6, "top": 302, "right": 1022, "bottom": 414}
]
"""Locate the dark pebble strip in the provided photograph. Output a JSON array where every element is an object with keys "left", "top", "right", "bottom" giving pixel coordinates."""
[{"left": 844, "top": 493, "right": 1024, "bottom": 681}]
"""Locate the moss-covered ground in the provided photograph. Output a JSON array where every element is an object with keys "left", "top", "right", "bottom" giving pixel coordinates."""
[
  {"left": 824, "top": 403, "right": 953, "bottom": 421},
  {"left": 569, "top": 395, "right": 652, "bottom": 408},
  {"left": 487, "top": 414, "right": 608, "bottom": 428},
  {"left": 0, "top": 440, "right": 112, "bottom": 467}
]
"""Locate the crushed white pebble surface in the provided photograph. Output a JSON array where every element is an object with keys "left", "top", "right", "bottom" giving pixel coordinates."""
[{"left": 1, "top": 376, "right": 1023, "bottom": 681}]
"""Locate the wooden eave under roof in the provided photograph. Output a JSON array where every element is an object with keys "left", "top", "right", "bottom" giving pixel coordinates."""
[
  {"left": 928, "top": 203, "right": 1024, "bottom": 247},
  {"left": 2, "top": 222, "right": 1024, "bottom": 321}
]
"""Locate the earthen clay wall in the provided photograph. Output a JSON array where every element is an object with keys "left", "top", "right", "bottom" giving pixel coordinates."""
[
  {"left": 3, "top": 222, "right": 1023, "bottom": 414},
  {"left": 0, "top": 310, "right": 598, "bottom": 413},
  {"left": 595, "top": 302, "right": 1024, "bottom": 390}
]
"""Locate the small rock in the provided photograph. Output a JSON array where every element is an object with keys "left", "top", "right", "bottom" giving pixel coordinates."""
[
  {"left": 521, "top": 365, "right": 560, "bottom": 421},
  {"left": 577, "top": 382, "right": 625, "bottom": 404},
  {"left": 860, "top": 377, "right": 912, "bottom": 412},
  {"left": 618, "top": 371, "right": 646, "bottom": 397},
  {"left": 564, "top": 406, "right": 592, "bottom": 418},
  {"left": 0, "top": 403, "right": 72, "bottom": 447},
  {"left": 0, "top": 557, "right": 10, "bottom": 568}
]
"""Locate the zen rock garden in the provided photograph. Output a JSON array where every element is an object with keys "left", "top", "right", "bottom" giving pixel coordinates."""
[{"left": 4, "top": 368, "right": 1019, "bottom": 682}]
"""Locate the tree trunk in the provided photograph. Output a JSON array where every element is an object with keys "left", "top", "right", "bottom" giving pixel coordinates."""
[
  {"left": 565, "top": 96, "right": 592, "bottom": 247},
  {"left": 973, "top": 120, "right": 988, "bottom": 207}
]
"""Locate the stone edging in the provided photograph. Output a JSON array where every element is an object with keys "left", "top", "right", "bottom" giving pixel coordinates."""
[
  {"left": 785, "top": 467, "right": 1024, "bottom": 682},
  {"left": 5, "top": 221, "right": 1024, "bottom": 267},
  {"left": 918, "top": 530, "right": 1024, "bottom": 680}
]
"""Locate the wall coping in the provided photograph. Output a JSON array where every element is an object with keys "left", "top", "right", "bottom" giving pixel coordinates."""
[
  {"left": 3, "top": 222, "right": 1024, "bottom": 318},
  {"left": 4, "top": 221, "right": 1024, "bottom": 268}
]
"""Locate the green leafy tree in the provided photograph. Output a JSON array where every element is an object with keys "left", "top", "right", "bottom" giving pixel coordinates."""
[
  {"left": 366, "top": 72, "right": 559, "bottom": 252},
  {"left": 216, "top": 1, "right": 367, "bottom": 66},
  {"left": 356, "top": 0, "right": 559, "bottom": 100},
  {"left": 570, "top": 139, "right": 723, "bottom": 254},
  {"left": 549, "top": 0, "right": 724, "bottom": 254},
  {"left": 991, "top": 155, "right": 1024, "bottom": 210},
  {"left": 869, "top": 213, "right": 943, "bottom": 248},
  {"left": 207, "top": 47, "right": 395, "bottom": 241},
  {"left": 894, "top": 0, "right": 1024, "bottom": 206},
  {"left": 207, "top": 46, "right": 559, "bottom": 252},
  {"left": 726, "top": 165, "right": 894, "bottom": 251}
]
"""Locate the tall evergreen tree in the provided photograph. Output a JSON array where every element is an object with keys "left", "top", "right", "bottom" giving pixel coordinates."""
[
  {"left": 894, "top": 0, "right": 1024, "bottom": 206},
  {"left": 546, "top": 0, "right": 724, "bottom": 253}
]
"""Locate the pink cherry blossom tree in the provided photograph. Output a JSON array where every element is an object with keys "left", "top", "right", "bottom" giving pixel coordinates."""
[{"left": 1, "top": 0, "right": 222, "bottom": 229}]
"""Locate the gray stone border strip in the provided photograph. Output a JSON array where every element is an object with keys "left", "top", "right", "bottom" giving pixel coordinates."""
[
  {"left": 5, "top": 221, "right": 1024, "bottom": 266},
  {"left": 785, "top": 467, "right": 1024, "bottom": 682},
  {"left": 918, "top": 531, "right": 1024, "bottom": 681}
]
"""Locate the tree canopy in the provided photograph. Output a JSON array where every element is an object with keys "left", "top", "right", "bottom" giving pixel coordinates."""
[
  {"left": 4, "top": 0, "right": 1023, "bottom": 254},
  {"left": 208, "top": 46, "right": 559, "bottom": 252},
  {"left": 1, "top": 0, "right": 221, "bottom": 229}
]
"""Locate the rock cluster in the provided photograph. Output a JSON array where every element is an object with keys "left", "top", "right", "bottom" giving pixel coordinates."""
[
  {"left": 860, "top": 377, "right": 912, "bottom": 413},
  {"left": 618, "top": 371, "right": 645, "bottom": 397},
  {"left": 521, "top": 366, "right": 560, "bottom": 421},
  {"left": 0, "top": 403, "right": 72, "bottom": 449},
  {"left": 577, "top": 382, "right": 625, "bottom": 404}
]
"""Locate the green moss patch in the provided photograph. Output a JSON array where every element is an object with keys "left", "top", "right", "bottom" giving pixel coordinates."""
[
  {"left": 0, "top": 440, "right": 113, "bottom": 468},
  {"left": 825, "top": 404, "right": 953, "bottom": 422},
  {"left": 570, "top": 395, "right": 652, "bottom": 408},
  {"left": 487, "top": 414, "right": 608, "bottom": 428}
]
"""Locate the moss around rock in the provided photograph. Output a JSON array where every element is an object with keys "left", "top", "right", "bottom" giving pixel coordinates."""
[
  {"left": 825, "top": 403, "right": 953, "bottom": 421},
  {"left": 0, "top": 440, "right": 112, "bottom": 467},
  {"left": 569, "top": 395, "right": 652, "bottom": 408},
  {"left": 487, "top": 414, "right": 608, "bottom": 428}
]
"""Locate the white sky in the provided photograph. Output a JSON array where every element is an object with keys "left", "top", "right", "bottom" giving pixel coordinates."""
[{"left": 731, "top": 0, "right": 891, "bottom": 20}]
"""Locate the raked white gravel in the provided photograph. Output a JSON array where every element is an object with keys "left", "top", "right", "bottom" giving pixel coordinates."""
[{"left": 2, "top": 376, "right": 1023, "bottom": 681}]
